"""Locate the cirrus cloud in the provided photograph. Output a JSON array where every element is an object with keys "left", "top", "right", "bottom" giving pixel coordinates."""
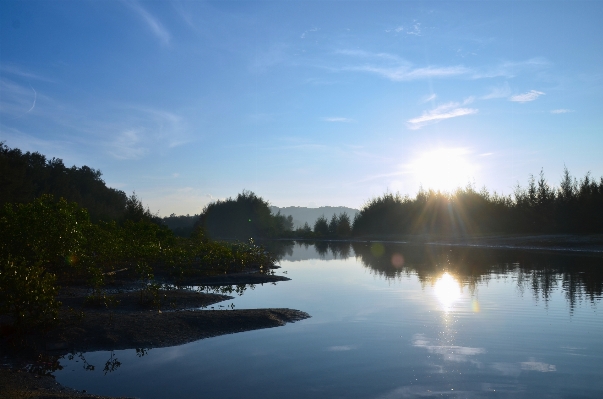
[
  {"left": 509, "top": 90, "right": 545, "bottom": 103},
  {"left": 407, "top": 102, "right": 478, "bottom": 130},
  {"left": 323, "top": 117, "right": 354, "bottom": 123}
]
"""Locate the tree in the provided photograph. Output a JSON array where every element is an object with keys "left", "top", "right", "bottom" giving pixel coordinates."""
[
  {"left": 197, "top": 191, "right": 290, "bottom": 239},
  {"left": 328, "top": 214, "right": 338, "bottom": 237},
  {"left": 336, "top": 213, "right": 352, "bottom": 237},
  {"left": 313, "top": 215, "right": 329, "bottom": 237}
]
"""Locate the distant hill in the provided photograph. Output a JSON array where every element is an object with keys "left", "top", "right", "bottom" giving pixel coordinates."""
[{"left": 270, "top": 206, "right": 359, "bottom": 229}]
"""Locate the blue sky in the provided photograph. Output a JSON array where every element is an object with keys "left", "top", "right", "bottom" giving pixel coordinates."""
[{"left": 1, "top": 1, "right": 602, "bottom": 215}]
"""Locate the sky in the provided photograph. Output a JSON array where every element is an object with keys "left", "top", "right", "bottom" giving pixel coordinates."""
[{"left": 1, "top": 1, "right": 602, "bottom": 216}]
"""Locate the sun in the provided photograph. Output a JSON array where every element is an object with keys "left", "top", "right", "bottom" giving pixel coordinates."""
[{"left": 410, "top": 148, "right": 476, "bottom": 192}]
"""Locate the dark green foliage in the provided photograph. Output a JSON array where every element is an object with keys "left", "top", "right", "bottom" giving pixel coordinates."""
[
  {"left": 0, "top": 193, "right": 276, "bottom": 331},
  {"left": 313, "top": 215, "right": 329, "bottom": 237},
  {"left": 336, "top": 213, "right": 352, "bottom": 238},
  {"left": 0, "top": 258, "right": 60, "bottom": 330},
  {"left": 293, "top": 222, "right": 314, "bottom": 239},
  {"left": 196, "top": 191, "right": 293, "bottom": 240},
  {"left": 0, "top": 146, "right": 279, "bottom": 333},
  {"left": 161, "top": 213, "right": 200, "bottom": 237},
  {"left": 0, "top": 195, "right": 92, "bottom": 276},
  {"left": 0, "top": 142, "right": 128, "bottom": 222},
  {"left": 352, "top": 169, "right": 603, "bottom": 237},
  {"left": 328, "top": 215, "right": 338, "bottom": 236},
  {"left": 352, "top": 192, "right": 416, "bottom": 237},
  {"left": 312, "top": 213, "right": 352, "bottom": 238},
  {"left": 123, "top": 192, "right": 161, "bottom": 224}
]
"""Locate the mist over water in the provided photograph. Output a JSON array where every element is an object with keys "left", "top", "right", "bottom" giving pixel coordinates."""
[{"left": 54, "top": 243, "right": 603, "bottom": 398}]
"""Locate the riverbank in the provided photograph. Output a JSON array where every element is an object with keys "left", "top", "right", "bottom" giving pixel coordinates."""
[
  {"left": 292, "top": 234, "right": 603, "bottom": 254},
  {"left": 415, "top": 233, "right": 603, "bottom": 254},
  {"left": 0, "top": 270, "right": 309, "bottom": 399}
]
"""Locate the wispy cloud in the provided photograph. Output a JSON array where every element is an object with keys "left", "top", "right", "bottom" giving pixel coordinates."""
[
  {"left": 323, "top": 117, "right": 354, "bottom": 123},
  {"left": 120, "top": 105, "right": 191, "bottom": 149},
  {"left": 509, "top": 90, "right": 545, "bottom": 103},
  {"left": 0, "top": 79, "right": 42, "bottom": 119},
  {"left": 463, "top": 96, "right": 475, "bottom": 105},
  {"left": 265, "top": 143, "right": 327, "bottom": 151},
  {"left": 406, "top": 22, "right": 422, "bottom": 36},
  {"left": 172, "top": 1, "right": 195, "bottom": 30},
  {"left": 326, "top": 345, "right": 356, "bottom": 352},
  {"left": 407, "top": 102, "right": 478, "bottom": 130},
  {"left": 0, "top": 64, "right": 53, "bottom": 82},
  {"left": 11, "top": 85, "right": 37, "bottom": 120},
  {"left": 339, "top": 56, "right": 548, "bottom": 82},
  {"left": 385, "top": 21, "right": 422, "bottom": 36},
  {"left": 421, "top": 93, "right": 437, "bottom": 103},
  {"left": 551, "top": 109, "right": 573, "bottom": 114},
  {"left": 110, "top": 128, "right": 148, "bottom": 160},
  {"left": 62, "top": 104, "right": 192, "bottom": 160},
  {"left": 250, "top": 43, "right": 288, "bottom": 73},
  {"left": 335, "top": 49, "right": 401, "bottom": 61},
  {"left": 385, "top": 25, "right": 405, "bottom": 33},
  {"left": 301, "top": 27, "right": 319, "bottom": 39},
  {"left": 346, "top": 64, "right": 469, "bottom": 82},
  {"left": 335, "top": 49, "right": 469, "bottom": 81},
  {"left": 473, "top": 58, "right": 549, "bottom": 79},
  {"left": 125, "top": 0, "right": 171, "bottom": 45},
  {"left": 481, "top": 82, "right": 512, "bottom": 100}
]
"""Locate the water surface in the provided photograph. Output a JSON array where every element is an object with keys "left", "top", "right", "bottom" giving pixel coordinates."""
[{"left": 54, "top": 242, "right": 603, "bottom": 398}]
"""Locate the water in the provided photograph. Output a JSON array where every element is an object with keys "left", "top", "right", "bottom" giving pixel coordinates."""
[{"left": 54, "top": 242, "right": 603, "bottom": 398}]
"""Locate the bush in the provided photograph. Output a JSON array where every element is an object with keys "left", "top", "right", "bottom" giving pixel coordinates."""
[
  {"left": 0, "top": 258, "right": 60, "bottom": 330},
  {"left": 0, "top": 194, "right": 91, "bottom": 276},
  {"left": 196, "top": 191, "right": 292, "bottom": 240}
]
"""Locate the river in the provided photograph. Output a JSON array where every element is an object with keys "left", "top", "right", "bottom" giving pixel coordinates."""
[{"left": 54, "top": 241, "right": 603, "bottom": 398}]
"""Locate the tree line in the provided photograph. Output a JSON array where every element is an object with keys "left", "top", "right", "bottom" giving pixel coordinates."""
[
  {"left": 2, "top": 141, "right": 602, "bottom": 240},
  {"left": 1, "top": 142, "right": 131, "bottom": 222},
  {"left": 187, "top": 169, "right": 603, "bottom": 240},
  {"left": 352, "top": 168, "right": 603, "bottom": 237}
]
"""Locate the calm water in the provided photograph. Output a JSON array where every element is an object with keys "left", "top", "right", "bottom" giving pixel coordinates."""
[{"left": 54, "top": 242, "right": 603, "bottom": 398}]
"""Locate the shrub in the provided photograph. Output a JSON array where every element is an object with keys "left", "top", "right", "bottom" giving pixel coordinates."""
[{"left": 0, "top": 258, "right": 60, "bottom": 330}]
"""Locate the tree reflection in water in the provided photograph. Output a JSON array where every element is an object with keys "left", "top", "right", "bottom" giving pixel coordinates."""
[
  {"left": 251, "top": 240, "right": 603, "bottom": 312},
  {"left": 262, "top": 239, "right": 602, "bottom": 311},
  {"left": 351, "top": 242, "right": 603, "bottom": 312}
]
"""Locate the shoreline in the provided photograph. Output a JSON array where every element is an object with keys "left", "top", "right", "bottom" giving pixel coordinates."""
[
  {"left": 0, "top": 271, "right": 308, "bottom": 399},
  {"left": 279, "top": 234, "right": 603, "bottom": 254}
]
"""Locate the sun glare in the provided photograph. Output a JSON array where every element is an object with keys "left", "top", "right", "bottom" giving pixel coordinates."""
[
  {"left": 434, "top": 272, "right": 461, "bottom": 311},
  {"left": 410, "top": 148, "right": 476, "bottom": 193}
]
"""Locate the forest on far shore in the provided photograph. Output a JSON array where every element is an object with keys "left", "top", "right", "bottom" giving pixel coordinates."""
[{"left": 2, "top": 142, "right": 603, "bottom": 241}]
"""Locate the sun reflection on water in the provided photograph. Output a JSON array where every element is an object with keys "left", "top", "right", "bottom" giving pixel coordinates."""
[{"left": 434, "top": 272, "right": 461, "bottom": 311}]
